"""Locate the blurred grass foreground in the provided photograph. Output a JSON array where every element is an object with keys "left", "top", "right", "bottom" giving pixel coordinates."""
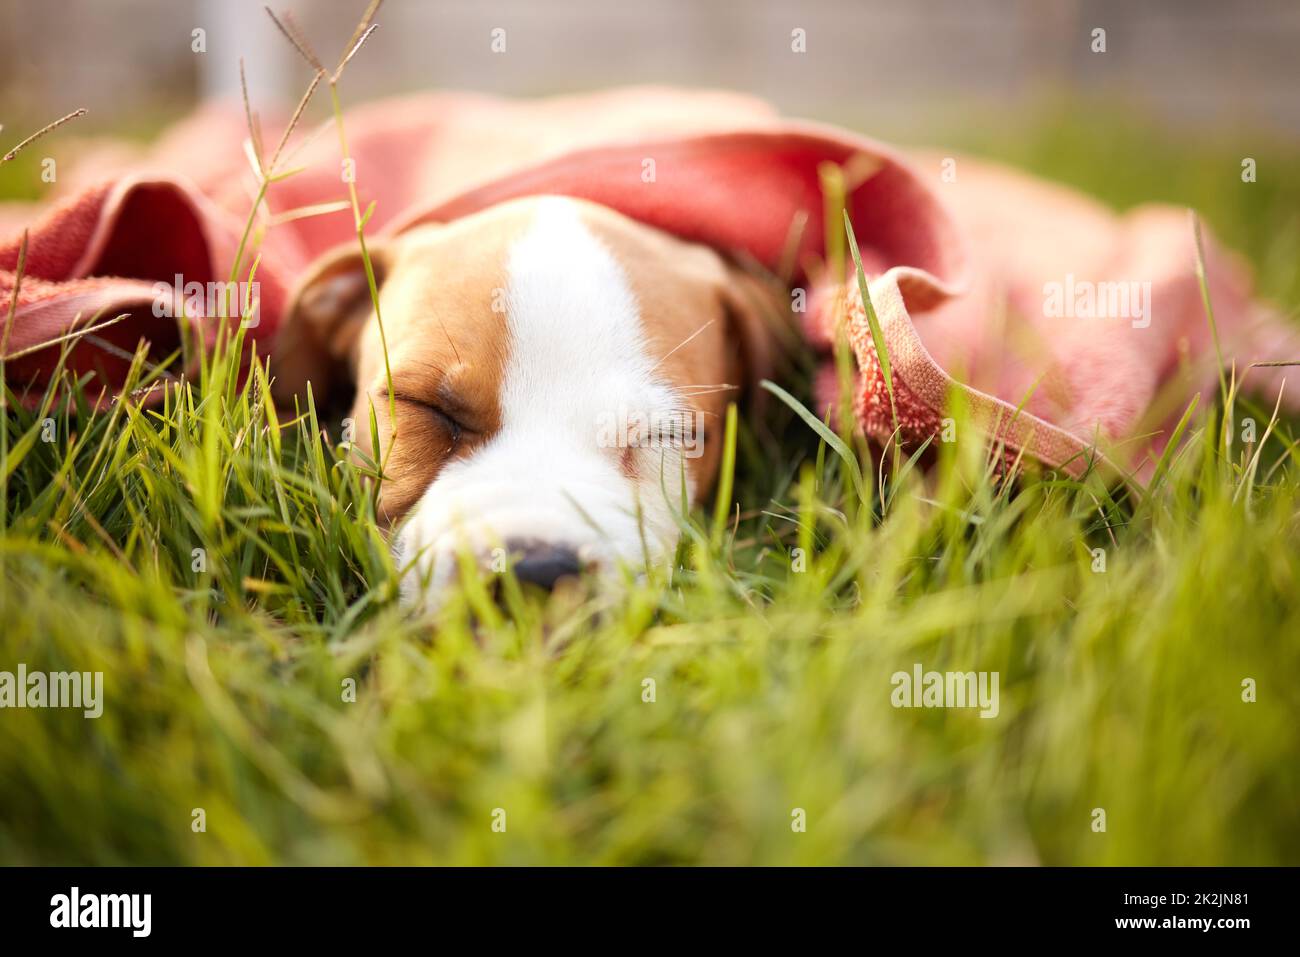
[{"left": 1, "top": 82, "right": 1300, "bottom": 864}]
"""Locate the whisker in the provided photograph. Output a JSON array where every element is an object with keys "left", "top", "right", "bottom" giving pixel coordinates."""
[
  {"left": 678, "top": 385, "right": 740, "bottom": 397},
  {"left": 649, "top": 319, "right": 715, "bottom": 372}
]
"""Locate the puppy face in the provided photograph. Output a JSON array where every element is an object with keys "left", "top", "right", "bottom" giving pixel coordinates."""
[{"left": 275, "top": 196, "right": 775, "bottom": 607}]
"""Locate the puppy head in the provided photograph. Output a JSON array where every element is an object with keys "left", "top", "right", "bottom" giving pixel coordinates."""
[{"left": 274, "top": 196, "right": 777, "bottom": 607}]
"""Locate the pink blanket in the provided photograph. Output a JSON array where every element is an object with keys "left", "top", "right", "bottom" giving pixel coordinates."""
[{"left": 2, "top": 88, "right": 1293, "bottom": 479}]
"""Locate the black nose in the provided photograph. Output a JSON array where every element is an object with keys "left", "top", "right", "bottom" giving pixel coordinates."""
[{"left": 507, "top": 539, "right": 583, "bottom": 591}]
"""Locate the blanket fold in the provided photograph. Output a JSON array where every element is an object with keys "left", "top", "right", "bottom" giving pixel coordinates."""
[{"left": 1, "top": 87, "right": 1293, "bottom": 479}]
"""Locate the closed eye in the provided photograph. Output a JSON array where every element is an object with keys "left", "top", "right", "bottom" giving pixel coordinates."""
[
  {"left": 392, "top": 394, "right": 465, "bottom": 442},
  {"left": 646, "top": 410, "right": 705, "bottom": 448}
]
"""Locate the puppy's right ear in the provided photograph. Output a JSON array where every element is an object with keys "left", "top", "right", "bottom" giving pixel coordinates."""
[{"left": 271, "top": 241, "right": 391, "bottom": 406}]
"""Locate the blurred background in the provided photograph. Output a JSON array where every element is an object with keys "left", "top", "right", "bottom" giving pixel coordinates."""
[
  {"left": 2, "top": 1, "right": 1299, "bottom": 868},
  {"left": 2, "top": 0, "right": 1299, "bottom": 140},
  {"left": 1, "top": 0, "right": 1298, "bottom": 305}
]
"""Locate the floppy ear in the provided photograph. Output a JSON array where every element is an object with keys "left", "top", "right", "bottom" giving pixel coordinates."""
[
  {"left": 271, "top": 241, "right": 391, "bottom": 406},
  {"left": 718, "top": 263, "right": 786, "bottom": 409}
]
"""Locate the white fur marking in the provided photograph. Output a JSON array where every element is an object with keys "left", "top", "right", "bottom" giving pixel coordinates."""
[{"left": 397, "top": 198, "right": 689, "bottom": 607}]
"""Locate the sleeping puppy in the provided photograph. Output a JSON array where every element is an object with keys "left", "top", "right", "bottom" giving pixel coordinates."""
[{"left": 273, "top": 196, "right": 779, "bottom": 607}]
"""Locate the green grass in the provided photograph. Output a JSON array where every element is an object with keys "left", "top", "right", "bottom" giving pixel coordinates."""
[{"left": 1, "top": 103, "right": 1299, "bottom": 865}]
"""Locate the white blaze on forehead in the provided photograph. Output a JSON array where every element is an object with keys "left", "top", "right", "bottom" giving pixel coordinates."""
[
  {"left": 395, "top": 197, "right": 689, "bottom": 605},
  {"left": 500, "top": 196, "right": 677, "bottom": 443}
]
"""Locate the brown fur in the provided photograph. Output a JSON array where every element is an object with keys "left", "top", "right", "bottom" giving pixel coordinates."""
[{"left": 273, "top": 197, "right": 782, "bottom": 525}]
